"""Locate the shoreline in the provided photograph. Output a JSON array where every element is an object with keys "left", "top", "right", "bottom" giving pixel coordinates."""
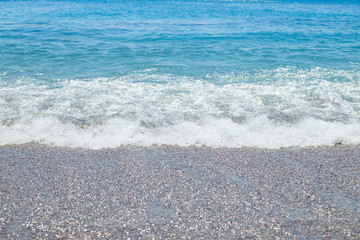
[
  {"left": 1, "top": 141, "right": 358, "bottom": 150},
  {"left": 1, "top": 143, "right": 359, "bottom": 238}
]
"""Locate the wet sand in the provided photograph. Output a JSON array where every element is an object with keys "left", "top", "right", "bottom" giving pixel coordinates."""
[{"left": 0, "top": 144, "right": 359, "bottom": 239}]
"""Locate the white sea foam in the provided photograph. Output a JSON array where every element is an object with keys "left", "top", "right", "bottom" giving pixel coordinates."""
[
  {"left": 1, "top": 116, "right": 360, "bottom": 149},
  {"left": 1, "top": 67, "right": 360, "bottom": 149}
]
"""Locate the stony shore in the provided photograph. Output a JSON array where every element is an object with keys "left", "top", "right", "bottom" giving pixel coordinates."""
[{"left": 0, "top": 144, "right": 359, "bottom": 239}]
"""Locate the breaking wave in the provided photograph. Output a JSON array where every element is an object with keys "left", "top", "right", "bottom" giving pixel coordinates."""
[{"left": 1, "top": 67, "right": 360, "bottom": 149}]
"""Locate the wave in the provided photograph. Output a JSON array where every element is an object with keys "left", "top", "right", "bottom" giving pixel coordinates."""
[{"left": 1, "top": 67, "right": 360, "bottom": 149}]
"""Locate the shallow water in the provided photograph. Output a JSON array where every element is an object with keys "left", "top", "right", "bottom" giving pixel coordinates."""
[{"left": 1, "top": 0, "right": 360, "bottom": 148}]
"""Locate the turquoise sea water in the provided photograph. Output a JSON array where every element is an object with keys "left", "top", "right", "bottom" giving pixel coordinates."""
[{"left": 1, "top": 0, "right": 360, "bottom": 148}]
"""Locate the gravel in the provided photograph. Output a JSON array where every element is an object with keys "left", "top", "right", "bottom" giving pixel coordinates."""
[{"left": 0, "top": 144, "right": 359, "bottom": 239}]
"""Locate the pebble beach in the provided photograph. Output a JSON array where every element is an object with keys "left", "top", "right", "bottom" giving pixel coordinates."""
[{"left": 0, "top": 144, "right": 359, "bottom": 239}]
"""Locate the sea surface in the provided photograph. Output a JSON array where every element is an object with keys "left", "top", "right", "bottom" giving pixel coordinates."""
[{"left": 1, "top": 0, "right": 360, "bottom": 149}]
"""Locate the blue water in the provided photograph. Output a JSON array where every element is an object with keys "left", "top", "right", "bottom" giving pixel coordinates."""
[{"left": 1, "top": 0, "right": 360, "bottom": 148}]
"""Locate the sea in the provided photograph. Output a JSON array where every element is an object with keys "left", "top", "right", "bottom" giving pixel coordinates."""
[{"left": 1, "top": 0, "right": 360, "bottom": 149}]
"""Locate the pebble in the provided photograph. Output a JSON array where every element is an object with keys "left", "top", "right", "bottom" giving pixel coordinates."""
[{"left": 0, "top": 144, "right": 359, "bottom": 239}]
